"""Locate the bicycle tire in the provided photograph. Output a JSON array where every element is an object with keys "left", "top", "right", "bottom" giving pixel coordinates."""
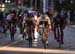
[
  {"left": 42, "top": 39, "right": 47, "bottom": 49},
  {"left": 57, "top": 26, "right": 61, "bottom": 48},
  {"left": 28, "top": 37, "right": 32, "bottom": 47},
  {"left": 27, "top": 27, "right": 33, "bottom": 47},
  {"left": 42, "top": 32, "right": 47, "bottom": 49}
]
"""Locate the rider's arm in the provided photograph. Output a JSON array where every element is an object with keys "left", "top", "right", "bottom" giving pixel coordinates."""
[
  {"left": 36, "top": 17, "right": 40, "bottom": 32},
  {"left": 47, "top": 17, "right": 51, "bottom": 30}
]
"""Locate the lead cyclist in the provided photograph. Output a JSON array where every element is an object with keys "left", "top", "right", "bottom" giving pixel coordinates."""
[{"left": 36, "top": 13, "right": 51, "bottom": 45}]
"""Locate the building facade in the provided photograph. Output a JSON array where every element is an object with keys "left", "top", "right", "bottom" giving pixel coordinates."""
[{"left": 1, "top": 0, "right": 75, "bottom": 12}]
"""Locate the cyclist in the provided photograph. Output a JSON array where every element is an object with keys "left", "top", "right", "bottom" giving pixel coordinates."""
[
  {"left": 36, "top": 13, "right": 51, "bottom": 45},
  {"left": 7, "top": 12, "right": 13, "bottom": 26},
  {"left": 23, "top": 13, "right": 35, "bottom": 40},
  {"left": 52, "top": 12, "right": 67, "bottom": 44},
  {"left": 23, "top": 13, "right": 35, "bottom": 47}
]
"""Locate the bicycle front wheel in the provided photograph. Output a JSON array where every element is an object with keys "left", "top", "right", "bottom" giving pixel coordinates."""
[{"left": 42, "top": 33, "right": 47, "bottom": 49}]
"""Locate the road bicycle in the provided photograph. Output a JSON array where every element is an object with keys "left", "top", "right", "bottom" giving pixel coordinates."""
[{"left": 56, "top": 24, "right": 62, "bottom": 48}]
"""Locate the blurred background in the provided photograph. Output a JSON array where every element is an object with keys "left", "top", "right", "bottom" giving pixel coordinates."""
[{"left": 0, "top": 0, "right": 75, "bottom": 24}]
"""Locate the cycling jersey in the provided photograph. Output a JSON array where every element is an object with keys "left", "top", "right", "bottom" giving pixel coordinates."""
[
  {"left": 53, "top": 15, "right": 66, "bottom": 28},
  {"left": 37, "top": 16, "right": 51, "bottom": 28},
  {"left": 39, "top": 21, "right": 48, "bottom": 27}
]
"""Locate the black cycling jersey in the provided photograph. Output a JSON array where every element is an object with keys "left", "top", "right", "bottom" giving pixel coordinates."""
[
  {"left": 26, "top": 19, "right": 34, "bottom": 27},
  {"left": 53, "top": 15, "right": 66, "bottom": 28}
]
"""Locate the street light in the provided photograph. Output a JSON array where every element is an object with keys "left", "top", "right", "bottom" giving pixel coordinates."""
[
  {"left": 2, "top": 4, "right": 5, "bottom": 11},
  {"left": 5, "top": 0, "right": 11, "bottom": 3},
  {"left": 8, "top": 0, "right": 11, "bottom": 3},
  {"left": 2, "top": 4, "right": 5, "bottom": 7},
  {"left": 70, "top": 0, "right": 73, "bottom": 4},
  {"left": 5, "top": 0, "right": 8, "bottom": 3},
  {"left": 0, "top": 4, "right": 5, "bottom": 11}
]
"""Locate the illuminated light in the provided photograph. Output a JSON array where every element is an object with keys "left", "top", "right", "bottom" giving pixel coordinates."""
[
  {"left": 70, "top": 0, "right": 73, "bottom": 4},
  {"left": 1, "top": 8, "right": 5, "bottom": 11},
  {"left": 5, "top": 0, "right": 8, "bottom": 3},
  {"left": 0, "top": 47, "right": 75, "bottom": 54},
  {"left": 5, "top": 0, "right": 10, "bottom": 3},
  {"left": 2, "top": 4, "right": 5, "bottom": 7},
  {"left": 8, "top": 0, "right": 11, "bottom": 3}
]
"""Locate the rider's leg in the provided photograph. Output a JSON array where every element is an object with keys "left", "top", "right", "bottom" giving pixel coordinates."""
[
  {"left": 32, "top": 26, "right": 35, "bottom": 39},
  {"left": 23, "top": 27, "right": 26, "bottom": 40},
  {"left": 45, "top": 28, "right": 49, "bottom": 45},
  {"left": 54, "top": 27, "right": 57, "bottom": 40}
]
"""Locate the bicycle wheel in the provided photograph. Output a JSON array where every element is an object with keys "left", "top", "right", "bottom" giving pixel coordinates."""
[
  {"left": 42, "top": 32, "right": 47, "bottom": 49},
  {"left": 28, "top": 37, "right": 32, "bottom": 47},
  {"left": 27, "top": 27, "right": 33, "bottom": 47},
  {"left": 57, "top": 26, "right": 61, "bottom": 48}
]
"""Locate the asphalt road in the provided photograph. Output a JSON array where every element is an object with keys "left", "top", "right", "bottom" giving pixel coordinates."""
[{"left": 0, "top": 25, "right": 75, "bottom": 54}]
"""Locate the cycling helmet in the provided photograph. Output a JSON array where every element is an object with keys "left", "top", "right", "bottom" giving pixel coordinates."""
[{"left": 41, "top": 13, "right": 46, "bottom": 19}]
